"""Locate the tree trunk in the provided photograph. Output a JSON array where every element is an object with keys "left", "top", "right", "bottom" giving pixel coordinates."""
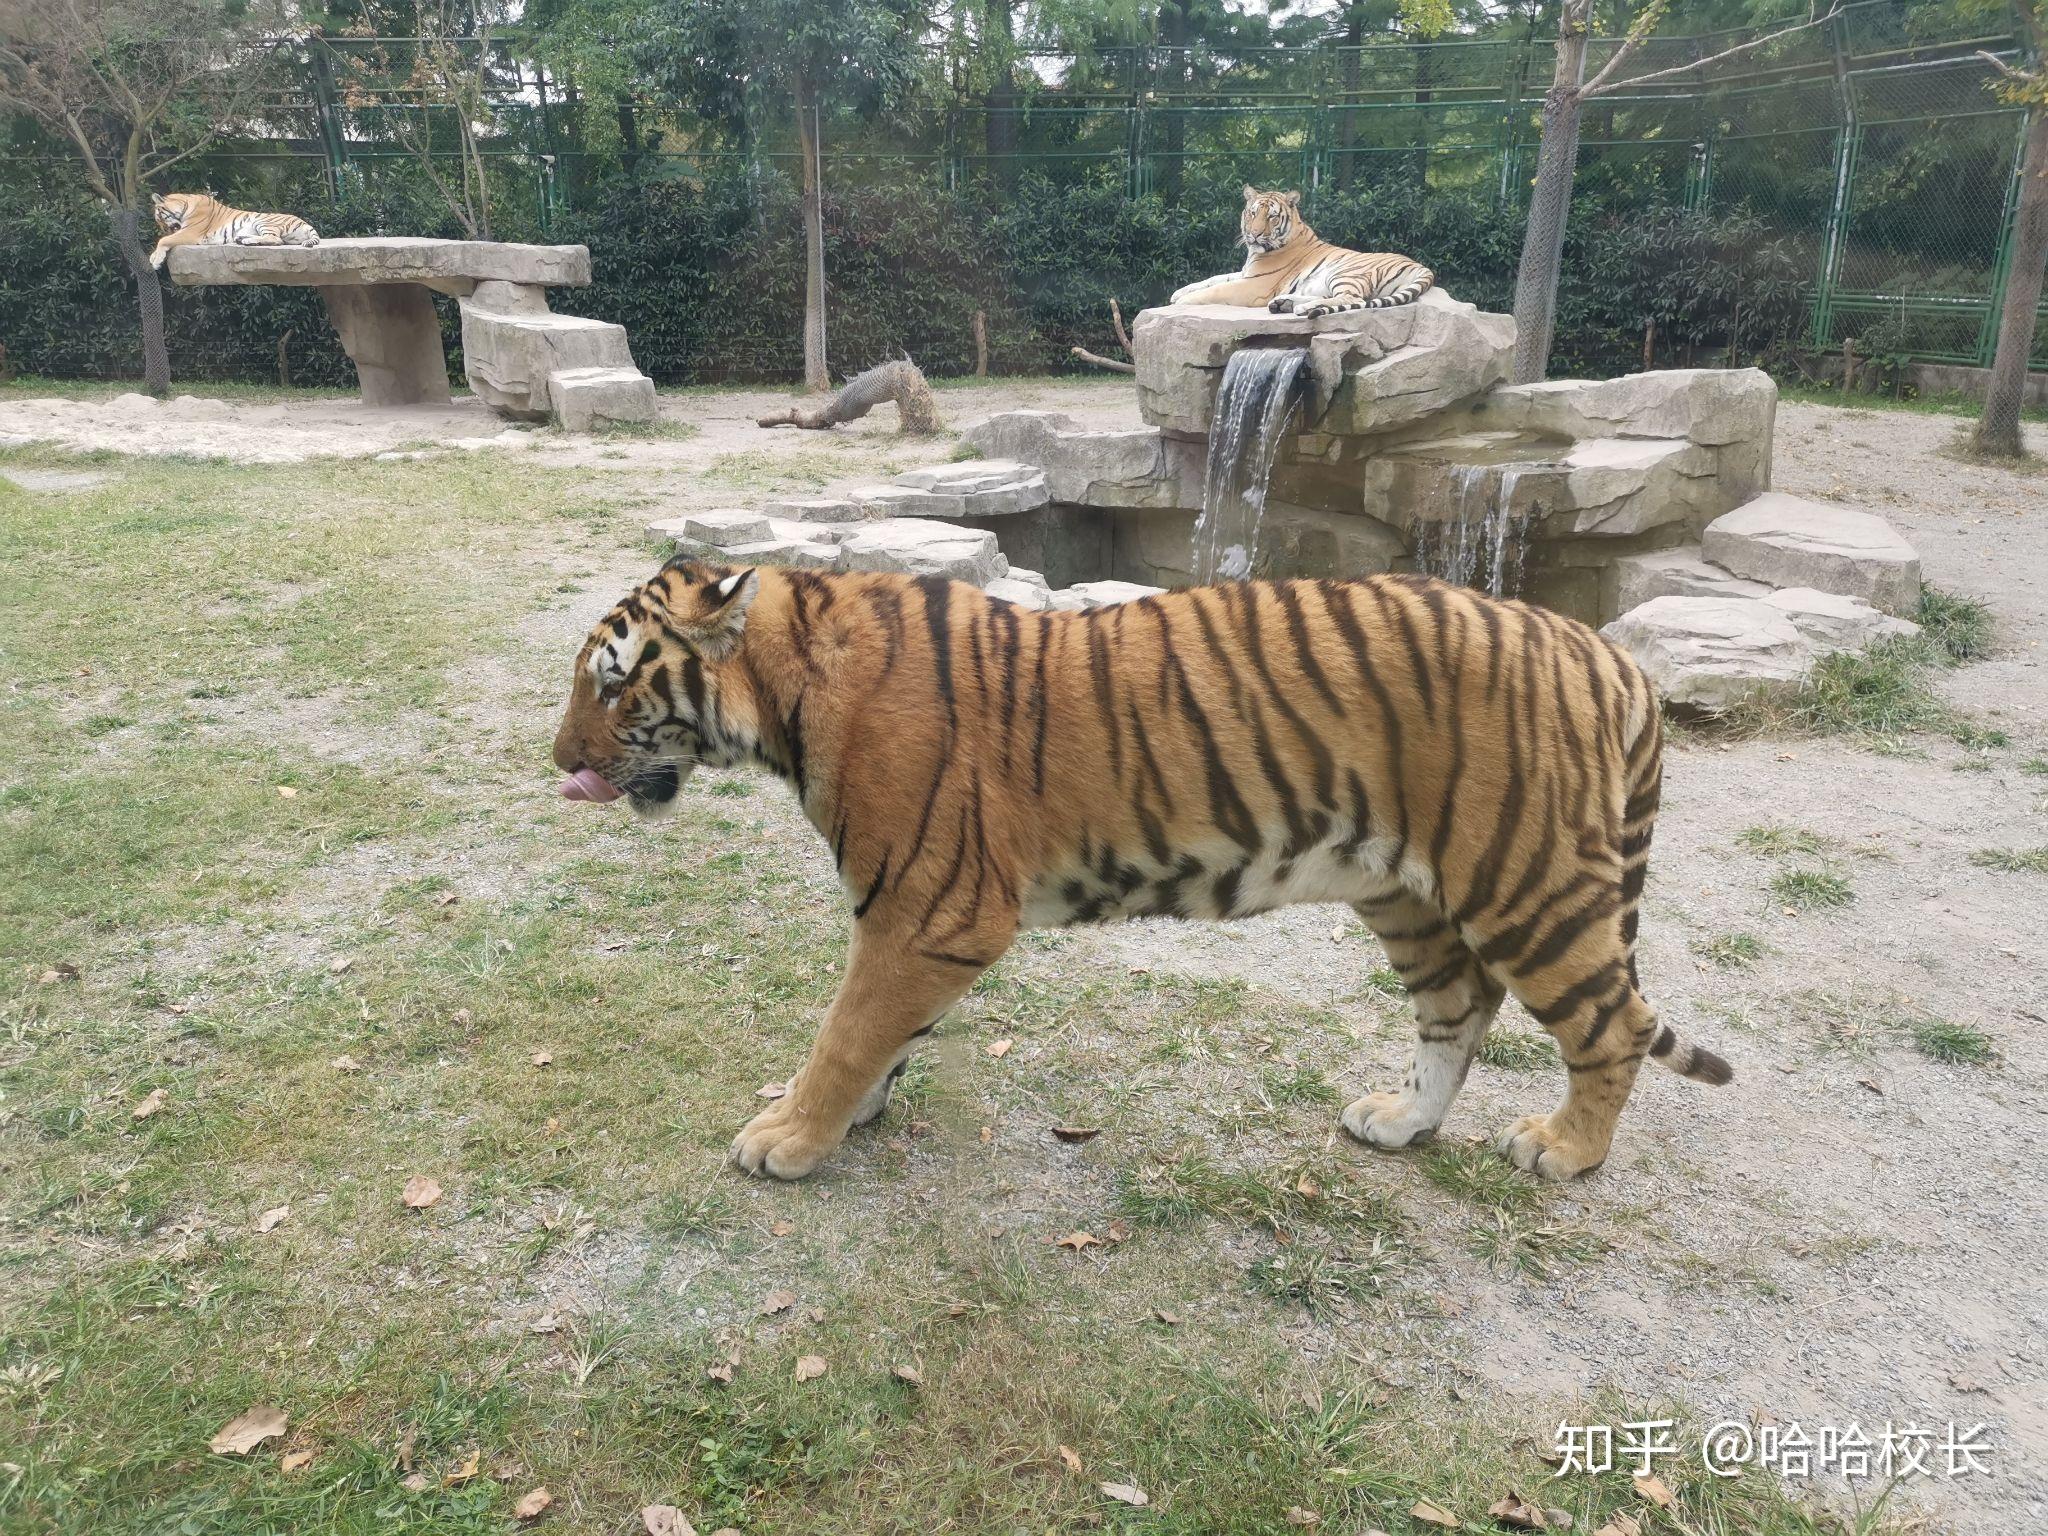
[
  {"left": 1976, "top": 107, "right": 2048, "bottom": 458},
  {"left": 110, "top": 206, "right": 171, "bottom": 396},
  {"left": 1509, "top": 14, "right": 1590, "bottom": 384},
  {"left": 983, "top": 0, "right": 1017, "bottom": 167},
  {"left": 796, "top": 78, "right": 829, "bottom": 393},
  {"left": 617, "top": 97, "right": 643, "bottom": 174}
]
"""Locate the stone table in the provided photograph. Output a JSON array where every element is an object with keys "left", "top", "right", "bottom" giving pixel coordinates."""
[{"left": 167, "top": 237, "right": 655, "bottom": 429}]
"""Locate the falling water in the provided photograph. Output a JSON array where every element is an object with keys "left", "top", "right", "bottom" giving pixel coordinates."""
[
  {"left": 1413, "top": 463, "right": 1531, "bottom": 598},
  {"left": 1190, "top": 347, "right": 1308, "bottom": 584}
]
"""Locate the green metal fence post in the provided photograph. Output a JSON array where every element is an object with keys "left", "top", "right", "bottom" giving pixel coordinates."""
[
  {"left": 1978, "top": 110, "right": 2032, "bottom": 367},
  {"left": 308, "top": 41, "right": 349, "bottom": 205},
  {"left": 1813, "top": 13, "right": 1859, "bottom": 351}
]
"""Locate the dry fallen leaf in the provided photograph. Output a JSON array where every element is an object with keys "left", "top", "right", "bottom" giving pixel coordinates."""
[
  {"left": 530, "top": 1312, "right": 561, "bottom": 1335},
  {"left": 1051, "top": 1125, "right": 1101, "bottom": 1143},
  {"left": 985, "top": 1038, "right": 1013, "bottom": 1058},
  {"left": 435, "top": 890, "right": 460, "bottom": 907},
  {"left": 1053, "top": 1230, "right": 1101, "bottom": 1252},
  {"left": 1592, "top": 1513, "right": 1642, "bottom": 1536},
  {"left": 395, "top": 1426, "right": 417, "bottom": 1472},
  {"left": 978, "top": 1124, "right": 994, "bottom": 1143},
  {"left": 794, "top": 1355, "right": 827, "bottom": 1383},
  {"left": 254, "top": 1204, "right": 290, "bottom": 1234},
  {"left": 1950, "top": 1370, "right": 1987, "bottom": 1394},
  {"left": 280, "top": 1449, "right": 314, "bottom": 1473},
  {"left": 1153, "top": 1307, "right": 1182, "bottom": 1326},
  {"left": 531, "top": 1050, "right": 553, "bottom": 1068},
  {"left": 1286, "top": 1507, "right": 1321, "bottom": 1527},
  {"left": 1058, "top": 1444, "right": 1083, "bottom": 1473},
  {"left": 1104, "top": 1219, "right": 1132, "bottom": 1244},
  {"left": 758, "top": 1289, "right": 797, "bottom": 1317},
  {"left": 756, "top": 1081, "right": 788, "bottom": 1100},
  {"left": 276, "top": 785, "right": 298, "bottom": 800},
  {"left": 209, "top": 1405, "right": 288, "bottom": 1456},
  {"left": 1295, "top": 1173, "right": 1321, "bottom": 1199},
  {"left": 891, "top": 1364, "right": 923, "bottom": 1386},
  {"left": 705, "top": 1362, "right": 735, "bottom": 1385},
  {"left": 331, "top": 1054, "right": 362, "bottom": 1073},
  {"left": 444, "top": 1450, "right": 481, "bottom": 1487},
  {"left": 132, "top": 1088, "right": 167, "bottom": 1121},
  {"left": 769, "top": 1218, "right": 796, "bottom": 1237},
  {"left": 328, "top": 956, "right": 352, "bottom": 975},
  {"left": 400, "top": 1472, "right": 430, "bottom": 1492},
  {"left": 1099, "top": 1482, "right": 1149, "bottom": 1507},
  {"left": 39, "top": 961, "right": 81, "bottom": 984},
  {"left": 641, "top": 1508, "right": 697, "bottom": 1536},
  {"left": 514, "top": 1486, "right": 552, "bottom": 1520},
  {"left": 1409, "top": 1498, "right": 1460, "bottom": 1529},
  {"left": 1487, "top": 1489, "right": 1549, "bottom": 1529},
  {"left": 401, "top": 1175, "right": 442, "bottom": 1210},
  {"left": 1633, "top": 1473, "right": 1675, "bottom": 1509}
]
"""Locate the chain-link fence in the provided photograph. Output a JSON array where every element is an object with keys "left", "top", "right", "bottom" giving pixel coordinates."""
[{"left": 5, "top": 0, "right": 2042, "bottom": 376}]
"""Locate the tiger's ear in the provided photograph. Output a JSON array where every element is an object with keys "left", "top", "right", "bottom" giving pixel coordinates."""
[
  {"left": 1282, "top": 190, "right": 1301, "bottom": 207},
  {"left": 1243, "top": 183, "right": 1259, "bottom": 202},
  {"left": 698, "top": 568, "right": 758, "bottom": 656}
]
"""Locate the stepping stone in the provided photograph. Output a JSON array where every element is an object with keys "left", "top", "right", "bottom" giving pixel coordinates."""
[
  {"left": 550, "top": 366, "right": 657, "bottom": 432},
  {"left": 1702, "top": 493, "right": 1920, "bottom": 618},
  {"left": 838, "top": 519, "right": 1008, "bottom": 585},
  {"left": 1612, "top": 547, "right": 1769, "bottom": 613},
  {"left": 890, "top": 459, "right": 1050, "bottom": 517},
  {"left": 644, "top": 509, "right": 770, "bottom": 547},
  {"left": 1761, "top": 587, "right": 1920, "bottom": 655},
  {"left": 985, "top": 577, "right": 1051, "bottom": 610},
  {"left": 720, "top": 538, "right": 845, "bottom": 572},
  {"left": 761, "top": 496, "right": 862, "bottom": 523},
  {"left": 1601, "top": 595, "right": 1813, "bottom": 711}
]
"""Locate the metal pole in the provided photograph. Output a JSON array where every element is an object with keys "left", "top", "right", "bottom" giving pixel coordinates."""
[{"left": 1814, "top": 13, "right": 1858, "bottom": 351}]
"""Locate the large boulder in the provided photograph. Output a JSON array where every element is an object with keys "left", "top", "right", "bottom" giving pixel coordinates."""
[
  {"left": 459, "top": 290, "right": 654, "bottom": 427},
  {"left": 1131, "top": 289, "right": 1512, "bottom": 438},
  {"left": 838, "top": 519, "right": 1008, "bottom": 584},
  {"left": 1702, "top": 493, "right": 1921, "bottom": 618},
  {"left": 962, "top": 411, "right": 1200, "bottom": 510},
  {"left": 1601, "top": 595, "right": 1813, "bottom": 711},
  {"left": 1478, "top": 368, "right": 1777, "bottom": 447}
]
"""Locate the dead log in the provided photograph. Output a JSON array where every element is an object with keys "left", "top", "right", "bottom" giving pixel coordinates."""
[
  {"left": 972, "top": 310, "right": 989, "bottom": 378},
  {"left": 757, "top": 357, "right": 939, "bottom": 434}
]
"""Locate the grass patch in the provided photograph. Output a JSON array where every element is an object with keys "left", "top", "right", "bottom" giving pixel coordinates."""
[
  {"left": 1692, "top": 931, "right": 1765, "bottom": 969},
  {"left": 1908, "top": 1016, "right": 1998, "bottom": 1066},
  {"left": 1246, "top": 1236, "right": 1400, "bottom": 1312},
  {"left": 1970, "top": 846, "right": 2048, "bottom": 874},
  {"left": 1770, "top": 867, "right": 1853, "bottom": 911},
  {"left": 1476, "top": 1028, "right": 1556, "bottom": 1070},
  {"left": 1361, "top": 964, "right": 1407, "bottom": 998},
  {"left": 2020, "top": 756, "right": 2048, "bottom": 777},
  {"left": 1735, "top": 824, "right": 1829, "bottom": 858}
]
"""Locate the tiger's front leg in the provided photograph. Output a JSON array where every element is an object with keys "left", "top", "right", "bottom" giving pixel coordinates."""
[{"left": 731, "top": 912, "right": 1015, "bottom": 1180}]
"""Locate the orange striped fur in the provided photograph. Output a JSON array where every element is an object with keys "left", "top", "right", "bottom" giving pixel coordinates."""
[
  {"left": 553, "top": 563, "right": 1730, "bottom": 1182},
  {"left": 1170, "top": 185, "right": 1434, "bottom": 316},
  {"left": 148, "top": 192, "right": 320, "bottom": 271}
]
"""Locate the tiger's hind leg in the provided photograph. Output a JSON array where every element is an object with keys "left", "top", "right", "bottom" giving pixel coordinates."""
[
  {"left": 1486, "top": 911, "right": 1652, "bottom": 1181},
  {"left": 1340, "top": 890, "right": 1504, "bottom": 1150}
]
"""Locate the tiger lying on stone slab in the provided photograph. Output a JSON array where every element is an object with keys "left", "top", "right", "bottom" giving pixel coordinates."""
[
  {"left": 552, "top": 562, "right": 1731, "bottom": 1183},
  {"left": 148, "top": 192, "right": 320, "bottom": 270},
  {"left": 1171, "top": 185, "right": 1434, "bottom": 317}
]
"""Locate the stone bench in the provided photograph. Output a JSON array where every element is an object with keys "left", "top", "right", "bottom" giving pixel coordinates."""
[{"left": 167, "top": 237, "right": 656, "bottom": 430}]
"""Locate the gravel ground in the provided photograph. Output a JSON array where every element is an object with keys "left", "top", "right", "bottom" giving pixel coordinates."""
[{"left": 6, "top": 378, "right": 2044, "bottom": 1527}]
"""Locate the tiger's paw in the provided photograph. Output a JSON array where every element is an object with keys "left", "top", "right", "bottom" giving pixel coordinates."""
[
  {"left": 730, "top": 1103, "right": 843, "bottom": 1181},
  {"left": 1267, "top": 295, "right": 1298, "bottom": 314},
  {"left": 1494, "top": 1113, "right": 1607, "bottom": 1181},
  {"left": 1339, "top": 1090, "right": 1439, "bottom": 1150}
]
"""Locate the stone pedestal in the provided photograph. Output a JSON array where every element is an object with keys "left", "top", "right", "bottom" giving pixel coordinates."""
[{"left": 320, "top": 284, "right": 450, "bottom": 407}]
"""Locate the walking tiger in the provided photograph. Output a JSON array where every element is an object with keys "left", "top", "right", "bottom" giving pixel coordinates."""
[
  {"left": 1171, "top": 185, "right": 1434, "bottom": 317},
  {"left": 552, "top": 562, "right": 1731, "bottom": 1183},
  {"left": 148, "top": 192, "right": 320, "bottom": 270}
]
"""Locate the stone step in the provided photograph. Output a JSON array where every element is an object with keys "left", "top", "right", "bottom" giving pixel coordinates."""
[
  {"left": 1048, "top": 580, "right": 1167, "bottom": 611},
  {"left": 1613, "top": 547, "right": 1771, "bottom": 611},
  {"left": 1601, "top": 595, "right": 1813, "bottom": 711},
  {"left": 1702, "top": 492, "right": 1921, "bottom": 618},
  {"left": 837, "top": 519, "right": 1008, "bottom": 585},
  {"left": 549, "top": 366, "right": 656, "bottom": 432}
]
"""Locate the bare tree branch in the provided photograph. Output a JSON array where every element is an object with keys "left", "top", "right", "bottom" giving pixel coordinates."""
[{"left": 1585, "top": 2, "right": 1845, "bottom": 99}]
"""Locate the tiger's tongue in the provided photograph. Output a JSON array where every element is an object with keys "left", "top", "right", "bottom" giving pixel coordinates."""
[{"left": 560, "top": 768, "right": 624, "bottom": 803}]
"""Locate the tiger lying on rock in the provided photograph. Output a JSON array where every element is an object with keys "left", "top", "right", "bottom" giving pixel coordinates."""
[
  {"left": 1171, "top": 185, "right": 1434, "bottom": 317},
  {"left": 552, "top": 562, "right": 1731, "bottom": 1183},
  {"left": 148, "top": 192, "right": 320, "bottom": 270}
]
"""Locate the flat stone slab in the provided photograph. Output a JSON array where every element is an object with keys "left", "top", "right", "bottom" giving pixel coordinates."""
[
  {"left": 838, "top": 518, "right": 1008, "bottom": 585},
  {"left": 168, "top": 237, "right": 591, "bottom": 291},
  {"left": 963, "top": 411, "right": 1199, "bottom": 510},
  {"left": 1, "top": 468, "right": 109, "bottom": 493},
  {"left": 1602, "top": 595, "right": 1813, "bottom": 711},
  {"left": 1613, "top": 547, "right": 1770, "bottom": 612},
  {"left": 1485, "top": 368, "right": 1777, "bottom": 447},
  {"left": 985, "top": 576, "right": 1052, "bottom": 610},
  {"left": 720, "top": 538, "right": 845, "bottom": 572},
  {"left": 1702, "top": 493, "right": 1921, "bottom": 618},
  {"left": 1762, "top": 587, "right": 1921, "bottom": 654},
  {"left": 1050, "top": 580, "right": 1168, "bottom": 611},
  {"left": 550, "top": 366, "right": 656, "bottom": 432},
  {"left": 646, "top": 509, "right": 768, "bottom": 547},
  {"left": 761, "top": 496, "right": 863, "bottom": 523},
  {"left": 893, "top": 459, "right": 1051, "bottom": 515}
]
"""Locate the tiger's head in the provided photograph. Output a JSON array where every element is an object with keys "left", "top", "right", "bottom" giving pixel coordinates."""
[
  {"left": 1241, "top": 186, "right": 1303, "bottom": 253},
  {"left": 552, "top": 561, "right": 761, "bottom": 821},
  {"left": 150, "top": 192, "right": 214, "bottom": 233}
]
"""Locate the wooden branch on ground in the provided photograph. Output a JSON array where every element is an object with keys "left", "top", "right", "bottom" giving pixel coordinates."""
[
  {"left": 757, "top": 357, "right": 939, "bottom": 434},
  {"left": 1071, "top": 296, "right": 1138, "bottom": 373}
]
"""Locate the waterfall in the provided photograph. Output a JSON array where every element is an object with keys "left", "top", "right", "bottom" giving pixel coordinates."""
[
  {"left": 1190, "top": 347, "right": 1308, "bottom": 584},
  {"left": 1414, "top": 463, "right": 1531, "bottom": 598}
]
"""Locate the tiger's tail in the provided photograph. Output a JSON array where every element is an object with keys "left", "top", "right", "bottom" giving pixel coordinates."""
[{"left": 1616, "top": 677, "right": 1734, "bottom": 1088}]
